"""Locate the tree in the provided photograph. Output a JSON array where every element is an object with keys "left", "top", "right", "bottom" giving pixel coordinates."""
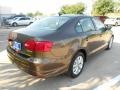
[
  {"left": 92, "top": 0, "right": 114, "bottom": 16},
  {"left": 34, "top": 11, "right": 43, "bottom": 16},
  {"left": 27, "top": 13, "right": 34, "bottom": 17},
  {"left": 114, "top": 2, "right": 120, "bottom": 13},
  {"left": 59, "top": 3, "right": 85, "bottom": 14},
  {"left": 27, "top": 11, "right": 43, "bottom": 17}
]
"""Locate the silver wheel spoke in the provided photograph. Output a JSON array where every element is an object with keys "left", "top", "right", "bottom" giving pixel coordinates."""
[
  {"left": 109, "top": 38, "right": 113, "bottom": 48},
  {"left": 73, "top": 56, "right": 84, "bottom": 75}
]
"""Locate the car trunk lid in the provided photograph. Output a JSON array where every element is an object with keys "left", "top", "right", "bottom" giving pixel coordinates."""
[{"left": 8, "top": 28, "right": 55, "bottom": 58}]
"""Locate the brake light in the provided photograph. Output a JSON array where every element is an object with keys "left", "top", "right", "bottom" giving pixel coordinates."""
[
  {"left": 24, "top": 40, "right": 35, "bottom": 51},
  {"left": 24, "top": 40, "right": 53, "bottom": 52}
]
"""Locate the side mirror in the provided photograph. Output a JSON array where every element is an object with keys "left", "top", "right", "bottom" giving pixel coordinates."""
[{"left": 105, "top": 25, "right": 112, "bottom": 30}]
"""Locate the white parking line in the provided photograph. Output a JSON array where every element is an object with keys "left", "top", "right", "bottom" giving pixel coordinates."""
[
  {"left": 0, "top": 50, "right": 7, "bottom": 55},
  {"left": 0, "top": 40, "right": 7, "bottom": 43},
  {"left": 93, "top": 75, "right": 120, "bottom": 90},
  {"left": 0, "top": 50, "right": 11, "bottom": 63}
]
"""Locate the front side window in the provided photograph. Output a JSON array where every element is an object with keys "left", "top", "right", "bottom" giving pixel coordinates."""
[
  {"left": 25, "top": 18, "right": 30, "bottom": 20},
  {"left": 92, "top": 18, "right": 105, "bottom": 31},
  {"left": 27, "top": 16, "right": 70, "bottom": 31},
  {"left": 80, "top": 18, "right": 95, "bottom": 32},
  {"left": 13, "top": 17, "right": 18, "bottom": 20}
]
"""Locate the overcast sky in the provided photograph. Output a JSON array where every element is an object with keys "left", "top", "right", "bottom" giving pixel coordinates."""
[{"left": 0, "top": 0, "right": 93, "bottom": 15}]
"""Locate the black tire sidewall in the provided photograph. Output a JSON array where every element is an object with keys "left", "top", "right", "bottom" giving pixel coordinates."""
[
  {"left": 68, "top": 52, "right": 85, "bottom": 78},
  {"left": 12, "top": 22, "right": 17, "bottom": 27}
]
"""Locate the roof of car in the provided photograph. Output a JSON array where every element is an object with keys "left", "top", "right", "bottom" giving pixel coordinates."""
[{"left": 60, "top": 14, "right": 91, "bottom": 18}]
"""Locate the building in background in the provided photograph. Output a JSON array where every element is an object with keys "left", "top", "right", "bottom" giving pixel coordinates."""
[{"left": 0, "top": 6, "right": 15, "bottom": 27}]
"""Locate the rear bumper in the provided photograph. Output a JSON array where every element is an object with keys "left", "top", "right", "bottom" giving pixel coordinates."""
[{"left": 7, "top": 47, "right": 67, "bottom": 78}]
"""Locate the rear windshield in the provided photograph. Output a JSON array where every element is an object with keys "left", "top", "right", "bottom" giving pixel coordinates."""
[{"left": 27, "top": 16, "right": 70, "bottom": 30}]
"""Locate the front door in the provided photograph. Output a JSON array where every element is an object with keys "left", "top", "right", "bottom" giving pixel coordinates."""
[{"left": 92, "top": 17, "right": 109, "bottom": 48}]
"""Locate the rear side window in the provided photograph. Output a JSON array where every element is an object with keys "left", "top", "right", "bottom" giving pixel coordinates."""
[
  {"left": 75, "top": 22, "right": 83, "bottom": 33},
  {"left": 19, "top": 18, "right": 25, "bottom": 20},
  {"left": 92, "top": 18, "right": 105, "bottom": 31},
  {"left": 80, "top": 18, "right": 95, "bottom": 32}
]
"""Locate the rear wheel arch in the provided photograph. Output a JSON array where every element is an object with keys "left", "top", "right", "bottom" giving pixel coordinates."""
[
  {"left": 67, "top": 49, "right": 86, "bottom": 78},
  {"left": 12, "top": 22, "right": 17, "bottom": 26},
  {"left": 29, "top": 22, "right": 33, "bottom": 25},
  {"left": 73, "top": 49, "right": 87, "bottom": 62}
]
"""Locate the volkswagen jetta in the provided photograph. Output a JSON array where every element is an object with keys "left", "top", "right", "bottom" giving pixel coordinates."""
[{"left": 7, "top": 15, "right": 114, "bottom": 78}]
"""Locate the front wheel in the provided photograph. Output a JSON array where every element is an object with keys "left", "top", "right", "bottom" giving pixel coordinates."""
[
  {"left": 106, "top": 36, "right": 114, "bottom": 50},
  {"left": 67, "top": 52, "right": 85, "bottom": 78}
]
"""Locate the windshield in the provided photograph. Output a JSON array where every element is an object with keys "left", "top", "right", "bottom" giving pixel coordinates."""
[{"left": 26, "top": 16, "right": 70, "bottom": 30}]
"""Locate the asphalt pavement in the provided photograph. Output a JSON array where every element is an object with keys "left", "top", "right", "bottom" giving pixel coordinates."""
[{"left": 0, "top": 26, "right": 120, "bottom": 90}]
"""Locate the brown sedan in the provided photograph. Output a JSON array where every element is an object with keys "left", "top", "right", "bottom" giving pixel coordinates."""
[{"left": 7, "top": 15, "right": 114, "bottom": 78}]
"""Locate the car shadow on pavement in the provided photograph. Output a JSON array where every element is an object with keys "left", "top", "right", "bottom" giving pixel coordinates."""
[{"left": 0, "top": 42, "right": 120, "bottom": 90}]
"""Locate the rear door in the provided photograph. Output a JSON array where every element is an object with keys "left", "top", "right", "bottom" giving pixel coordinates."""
[
  {"left": 79, "top": 17, "right": 103, "bottom": 55},
  {"left": 17, "top": 17, "right": 26, "bottom": 25},
  {"left": 24, "top": 18, "right": 31, "bottom": 25}
]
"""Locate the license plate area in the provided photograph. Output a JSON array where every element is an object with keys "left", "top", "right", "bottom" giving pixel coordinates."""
[{"left": 12, "top": 41, "right": 21, "bottom": 51}]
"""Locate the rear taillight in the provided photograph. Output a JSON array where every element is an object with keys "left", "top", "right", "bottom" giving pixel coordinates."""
[
  {"left": 24, "top": 40, "right": 36, "bottom": 51},
  {"left": 24, "top": 40, "right": 53, "bottom": 52},
  {"left": 35, "top": 41, "right": 53, "bottom": 52}
]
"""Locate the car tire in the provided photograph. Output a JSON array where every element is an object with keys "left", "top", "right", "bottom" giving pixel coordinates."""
[
  {"left": 12, "top": 22, "right": 17, "bottom": 27},
  {"left": 106, "top": 36, "right": 114, "bottom": 50},
  {"left": 115, "top": 22, "right": 118, "bottom": 26},
  {"left": 67, "top": 52, "right": 85, "bottom": 78}
]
